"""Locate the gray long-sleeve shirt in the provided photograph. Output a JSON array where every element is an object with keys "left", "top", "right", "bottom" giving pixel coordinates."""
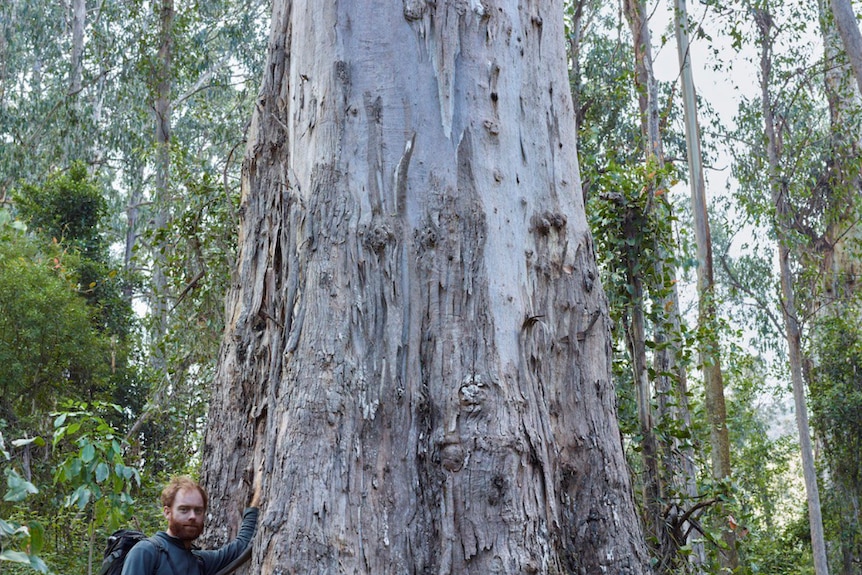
[{"left": 121, "top": 507, "right": 259, "bottom": 575}]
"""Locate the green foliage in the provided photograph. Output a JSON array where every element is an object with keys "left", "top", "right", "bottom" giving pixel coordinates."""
[
  {"left": 810, "top": 314, "right": 862, "bottom": 489},
  {"left": 741, "top": 510, "right": 815, "bottom": 575},
  {"left": 0, "top": 478, "right": 48, "bottom": 573},
  {"left": 0, "top": 430, "right": 48, "bottom": 573},
  {"left": 12, "top": 163, "right": 133, "bottom": 340},
  {"left": 13, "top": 162, "right": 106, "bottom": 257},
  {"left": 588, "top": 161, "right": 680, "bottom": 321},
  {"left": 0, "top": 209, "right": 115, "bottom": 420},
  {"left": 51, "top": 402, "right": 141, "bottom": 530},
  {"left": 0, "top": 402, "right": 160, "bottom": 575},
  {"left": 809, "top": 312, "right": 862, "bottom": 566}
]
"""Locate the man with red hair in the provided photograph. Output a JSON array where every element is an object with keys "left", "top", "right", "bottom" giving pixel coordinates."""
[{"left": 121, "top": 476, "right": 260, "bottom": 575}]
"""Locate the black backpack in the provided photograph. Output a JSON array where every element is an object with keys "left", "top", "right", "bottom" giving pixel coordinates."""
[{"left": 97, "top": 529, "right": 164, "bottom": 575}]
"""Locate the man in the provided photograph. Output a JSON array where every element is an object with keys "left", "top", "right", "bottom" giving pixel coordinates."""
[{"left": 121, "top": 476, "right": 260, "bottom": 575}]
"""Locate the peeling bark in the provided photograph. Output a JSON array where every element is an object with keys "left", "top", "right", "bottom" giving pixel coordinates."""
[{"left": 200, "top": 2, "right": 650, "bottom": 573}]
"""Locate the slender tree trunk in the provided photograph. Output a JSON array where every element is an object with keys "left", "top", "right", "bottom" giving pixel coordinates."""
[
  {"left": 70, "top": 0, "right": 85, "bottom": 96},
  {"left": 200, "top": 1, "right": 651, "bottom": 573},
  {"left": 569, "top": 0, "right": 586, "bottom": 132},
  {"left": 829, "top": 0, "right": 862, "bottom": 96},
  {"left": 756, "top": 10, "right": 830, "bottom": 575},
  {"left": 673, "top": 1, "right": 737, "bottom": 571},
  {"left": 622, "top": 3, "right": 700, "bottom": 571},
  {"left": 624, "top": 0, "right": 661, "bottom": 154},
  {"left": 621, "top": 2, "right": 666, "bottom": 565},
  {"left": 151, "top": 0, "right": 173, "bottom": 377},
  {"left": 0, "top": 2, "right": 10, "bottom": 201}
]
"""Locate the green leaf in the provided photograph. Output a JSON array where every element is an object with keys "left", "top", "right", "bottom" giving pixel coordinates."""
[
  {"left": 27, "top": 521, "right": 44, "bottom": 554},
  {"left": 95, "top": 462, "right": 109, "bottom": 483},
  {"left": 70, "top": 485, "right": 92, "bottom": 510},
  {"left": 53, "top": 426, "right": 67, "bottom": 447},
  {"left": 4, "top": 469, "right": 38, "bottom": 502},
  {"left": 81, "top": 442, "right": 96, "bottom": 463},
  {"left": 54, "top": 413, "right": 67, "bottom": 428},
  {"left": 29, "top": 554, "right": 49, "bottom": 573},
  {"left": 0, "top": 517, "right": 19, "bottom": 536}
]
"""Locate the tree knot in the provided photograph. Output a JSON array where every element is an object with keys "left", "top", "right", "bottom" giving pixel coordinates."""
[
  {"left": 362, "top": 223, "right": 393, "bottom": 253},
  {"left": 440, "top": 434, "right": 465, "bottom": 472}
]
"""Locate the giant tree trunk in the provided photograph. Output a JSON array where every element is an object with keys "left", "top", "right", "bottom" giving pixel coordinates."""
[{"left": 200, "top": 1, "right": 650, "bottom": 574}]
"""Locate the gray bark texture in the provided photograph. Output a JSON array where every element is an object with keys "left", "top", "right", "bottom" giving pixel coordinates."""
[
  {"left": 70, "top": 0, "right": 85, "bottom": 95},
  {"left": 830, "top": 0, "right": 862, "bottom": 96},
  {"left": 199, "top": 1, "right": 650, "bottom": 573}
]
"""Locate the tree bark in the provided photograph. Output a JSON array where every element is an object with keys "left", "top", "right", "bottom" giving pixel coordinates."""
[
  {"left": 150, "top": 0, "right": 173, "bottom": 377},
  {"left": 674, "top": 1, "right": 736, "bottom": 571},
  {"left": 819, "top": 0, "right": 862, "bottom": 302},
  {"left": 757, "top": 10, "right": 830, "bottom": 575},
  {"left": 70, "top": 0, "right": 85, "bottom": 96},
  {"left": 200, "top": 1, "right": 651, "bottom": 573},
  {"left": 829, "top": 0, "right": 862, "bottom": 96}
]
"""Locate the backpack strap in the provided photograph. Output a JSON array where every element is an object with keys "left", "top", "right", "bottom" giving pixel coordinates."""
[
  {"left": 147, "top": 537, "right": 204, "bottom": 575},
  {"left": 145, "top": 538, "right": 165, "bottom": 575}
]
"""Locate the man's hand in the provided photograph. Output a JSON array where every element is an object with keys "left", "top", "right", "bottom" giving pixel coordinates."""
[{"left": 248, "top": 451, "right": 263, "bottom": 508}]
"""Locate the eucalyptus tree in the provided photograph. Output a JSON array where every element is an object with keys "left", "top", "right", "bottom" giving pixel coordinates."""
[
  {"left": 620, "top": 2, "right": 667, "bottom": 562},
  {"left": 809, "top": 2, "right": 862, "bottom": 571},
  {"left": 726, "top": 2, "right": 833, "bottom": 573},
  {"left": 149, "top": 0, "right": 173, "bottom": 379},
  {"left": 569, "top": 1, "right": 704, "bottom": 570},
  {"left": 673, "top": 0, "right": 736, "bottom": 570},
  {"left": 828, "top": 0, "right": 862, "bottom": 95},
  {"left": 199, "top": 0, "right": 651, "bottom": 572},
  {"left": 616, "top": 1, "right": 707, "bottom": 570}
]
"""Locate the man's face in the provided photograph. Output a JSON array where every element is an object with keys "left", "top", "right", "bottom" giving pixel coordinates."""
[{"left": 164, "top": 488, "right": 205, "bottom": 543}]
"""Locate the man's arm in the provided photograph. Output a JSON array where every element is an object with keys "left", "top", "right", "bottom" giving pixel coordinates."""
[{"left": 196, "top": 507, "right": 259, "bottom": 575}]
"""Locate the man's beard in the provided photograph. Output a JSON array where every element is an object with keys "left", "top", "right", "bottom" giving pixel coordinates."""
[{"left": 169, "top": 518, "right": 203, "bottom": 541}]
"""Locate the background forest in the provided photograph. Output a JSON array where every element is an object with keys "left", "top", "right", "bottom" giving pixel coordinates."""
[{"left": 0, "top": 0, "right": 860, "bottom": 574}]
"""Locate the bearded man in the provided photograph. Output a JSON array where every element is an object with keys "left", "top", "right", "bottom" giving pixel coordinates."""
[{"left": 121, "top": 476, "right": 260, "bottom": 575}]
